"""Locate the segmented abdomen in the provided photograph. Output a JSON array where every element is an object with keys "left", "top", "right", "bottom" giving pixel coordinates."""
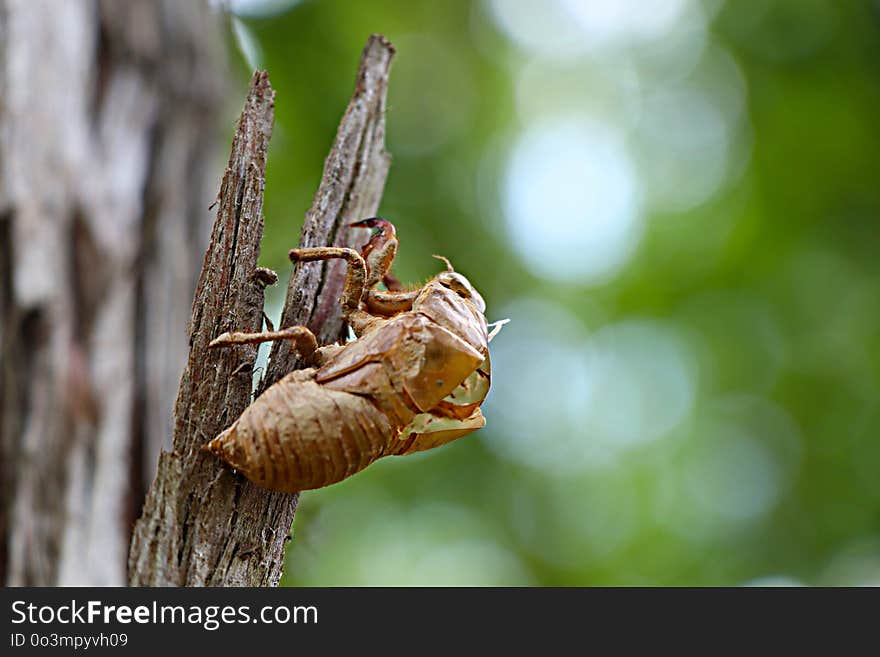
[{"left": 206, "top": 369, "right": 395, "bottom": 492}]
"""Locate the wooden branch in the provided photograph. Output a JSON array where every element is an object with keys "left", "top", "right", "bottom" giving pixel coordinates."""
[
  {"left": 262, "top": 34, "right": 395, "bottom": 391},
  {"left": 128, "top": 70, "right": 279, "bottom": 586},
  {"left": 128, "top": 34, "right": 395, "bottom": 586}
]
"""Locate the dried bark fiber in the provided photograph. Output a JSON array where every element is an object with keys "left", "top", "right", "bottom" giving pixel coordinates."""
[{"left": 128, "top": 35, "right": 395, "bottom": 586}]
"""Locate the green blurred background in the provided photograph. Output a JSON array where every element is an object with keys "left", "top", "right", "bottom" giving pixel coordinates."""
[{"left": 224, "top": 0, "right": 880, "bottom": 586}]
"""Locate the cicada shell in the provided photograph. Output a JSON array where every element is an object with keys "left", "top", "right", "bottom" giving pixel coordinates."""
[{"left": 205, "top": 218, "right": 502, "bottom": 493}]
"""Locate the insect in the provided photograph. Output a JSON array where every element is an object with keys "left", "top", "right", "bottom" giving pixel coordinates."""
[{"left": 204, "top": 218, "right": 506, "bottom": 492}]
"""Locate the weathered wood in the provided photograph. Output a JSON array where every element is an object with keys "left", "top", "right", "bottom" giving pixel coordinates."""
[
  {"left": 128, "top": 71, "right": 280, "bottom": 586},
  {"left": 128, "top": 34, "right": 395, "bottom": 586}
]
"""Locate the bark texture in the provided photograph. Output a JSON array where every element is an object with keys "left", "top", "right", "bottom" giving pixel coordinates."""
[
  {"left": 127, "top": 34, "right": 395, "bottom": 586},
  {"left": 0, "top": 0, "right": 223, "bottom": 586},
  {"left": 127, "top": 71, "right": 278, "bottom": 586}
]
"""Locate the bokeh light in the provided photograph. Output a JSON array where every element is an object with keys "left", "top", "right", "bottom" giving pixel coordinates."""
[
  {"left": 227, "top": 0, "right": 880, "bottom": 586},
  {"left": 503, "top": 119, "right": 643, "bottom": 284},
  {"left": 483, "top": 297, "right": 602, "bottom": 473}
]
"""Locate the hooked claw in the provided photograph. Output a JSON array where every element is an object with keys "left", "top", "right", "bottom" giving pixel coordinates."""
[
  {"left": 351, "top": 217, "right": 402, "bottom": 291},
  {"left": 349, "top": 216, "right": 397, "bottom": 238}
]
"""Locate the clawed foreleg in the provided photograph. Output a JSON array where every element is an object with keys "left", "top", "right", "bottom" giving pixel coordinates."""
[
  {"left": 288, "top": 247, "right": 366, "bottom": 318},
  {"left": 209, "top": 326, "right": 319, "bottom": 362}
]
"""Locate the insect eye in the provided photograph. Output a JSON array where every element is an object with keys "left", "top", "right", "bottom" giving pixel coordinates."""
[
  {"left": 449, "top": 282, "right": 470, "bottom": 298},
  {"left": 436, "top": 272, "right": 486, "bottom": 311},
  {"left": 438, "top": 278, "right": 468, "bottom": 297}
]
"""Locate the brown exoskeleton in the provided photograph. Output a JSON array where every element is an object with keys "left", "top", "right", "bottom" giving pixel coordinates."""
[{"left": 204, "top": 218, "right": 505, "bottom": 492}]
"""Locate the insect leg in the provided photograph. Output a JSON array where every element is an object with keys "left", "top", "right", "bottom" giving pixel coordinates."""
[
  {"left": 208, "top": 325, "right": 318, "bottom": 361},
  {"left": 394, "top": 408, "right": 487, "bottom": 456},
  {"left": 364, "top": 239, "right": 398, "bottom": 288},
  {"left": 288, "top": 247, "right": 366, "bottom": 317},
  {"left": 311, "top": 344, "right": 345, "bottom": 366},
  {"left": 364, "top": 288, "right": 420, "bottom": 316},
  {"left": 382, "top": 272, "right": 404, "bottom": 291},
  {"left": 350, "top": 217, "right": 400, "bottom": 288}
]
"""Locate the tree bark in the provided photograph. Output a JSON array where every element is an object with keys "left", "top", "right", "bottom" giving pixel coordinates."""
[
  {"left": 0, "top": 0, "right": 223, "bottom": 586},
  {"left": 127, "top": 35, "right": 395, "bottom": 586}
]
